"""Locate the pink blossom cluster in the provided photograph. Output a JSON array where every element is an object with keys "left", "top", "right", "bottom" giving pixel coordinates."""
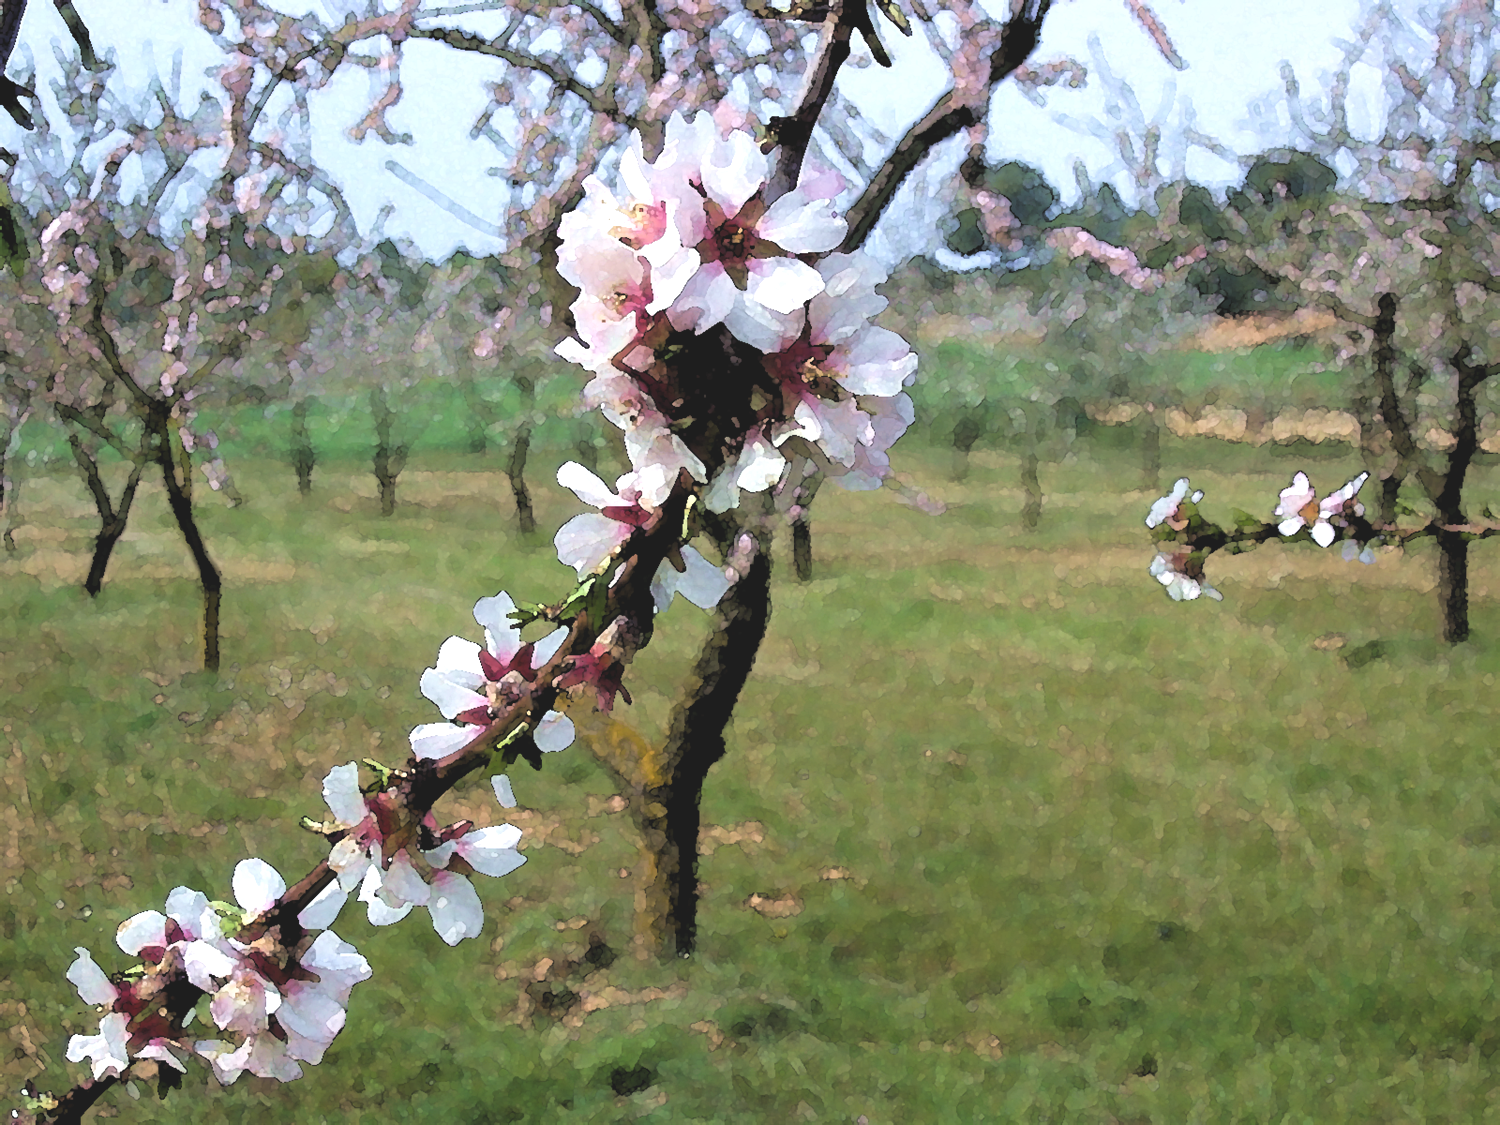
[
  {"left": 63, "top": 753, "right": 529, "bottom": 1088},
  {"left": 65, "top": 860, "right": 369, "bottom": 1085},
  {"left": 1144, "top": 469, "right": 1378, "bottom": 603},
  {"left": 1047, "top": 227, "right": 1157, "bottom": 290},
  {"left": 552, "top": 111, "right": 917, "bottom": 571},
  {"left": 1275, "top": 470, "right": 1372, "bottom": 555},
  {"left": 314, "top": 761, "right": 527, "bottom": 946},
  {"left": 1143, "top": 477, "right": 1220, "bottom": 601},
  {"left": 409, "top": 591, "right": 576, "bottom": 762}
]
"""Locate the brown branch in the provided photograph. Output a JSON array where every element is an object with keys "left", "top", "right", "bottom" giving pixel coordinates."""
[
  {"left": 839, "top": 0, "right": 1053, "bottom": 253},
  {"left": 624, "top": 0, "right": 669, "bottom": 85},
  {"left": 0, "top": 0, "right": 35, "bottom": 129},
  {"left": 765, "top": 0, "right": 857, "bottom": 201},
  {"left": 405, "top": 25, "right": 620, "bottom": 119},
  {"left": 1368, "top": 292, "right": 1445, "bottom": 503}
]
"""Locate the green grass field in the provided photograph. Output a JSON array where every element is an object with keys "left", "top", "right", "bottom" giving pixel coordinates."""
[{"left": 4, "top": 419, "right": 1500, "bottom": 1123}]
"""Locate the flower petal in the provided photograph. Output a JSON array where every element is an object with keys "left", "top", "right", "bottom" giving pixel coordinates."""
[
  {"left": 491, "top": 774, "right": 517, "bottom": 809},
  {"left": 676, "top": 546, "right": 732, "bottom": 609},
  {"left": 232, "top": 858, "right": 286, "bottom": 917},
  {"left": 296, "top": 880, "right": 349, "bottom": 932},
  {"left": 116, "top": 910, "right": 168, "bottom": 957},
  {"left": 410, "top": 722, "right": 482, "bottom": 762},
  {"left": 420, "top": 668, "right": 489, "bottom": 721},
  {"left": 428, "top": 870, "right": 486, "bottom": 946},
  {"left": 555, "top": 512, "right": 635, "bottom": 578},
  {"left": 321, "top": 763, "right": 367, "bottom": 827},
  {"left": 67, "top": 948, "right": 118, "bottom": 1007},
  {"left": 358, "top": 865, "right": 415, "bottom": 927},
  {"left": 183, "top": 940, "right": 237, "bottom": 991},
  {"left": 433, "top": 637, "right": 485, "bottom": 686},
  {"left": 744, "top": 257, "right": 825, "bottom": 315},
  {"left": 473, "top": 592, "right": 523, "bottom": 663},
  {"left": 558, "top": 461, "right": 622, "bottom": 509},
  {"left": 67, "top": 1012, "right": 130, "bottom": 1080},
  {"left": 532, "top": 626, "right": 570, "bottom": 667},
  {"left": 459, "top": 825, "right": 527, "bottom": 878},
  {"left": 535, "top": 710, "right": 575, "bottom": 753}
]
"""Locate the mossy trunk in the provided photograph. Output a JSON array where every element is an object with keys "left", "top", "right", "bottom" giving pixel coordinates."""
[
  {"left": 507, "top": 374, "right": 536, "bottom": 534},
  {"left": 370, "top": 387, "right": 409, "bottom": 518},
  {"left": 1021, "top": 448, "right": 1042, "bottom": 531},
  {"left": 290, "top": 398, "right": 316, "bottom": 496},
  {"left": 1140, "top": 410, "right": 1161, "bottom": 494}
]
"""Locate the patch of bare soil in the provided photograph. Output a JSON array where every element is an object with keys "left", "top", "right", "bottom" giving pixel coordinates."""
[{"left": 1192, "top": 308, "right": 1339, "bottom": 351}]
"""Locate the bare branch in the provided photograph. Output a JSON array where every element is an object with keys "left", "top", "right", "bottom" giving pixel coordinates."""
[
  {"left": 405, "top": 24, "right": 621, "bottom": 119},
  {"left": 838, "top": 0, "right": 1052, "bottom": 252}
]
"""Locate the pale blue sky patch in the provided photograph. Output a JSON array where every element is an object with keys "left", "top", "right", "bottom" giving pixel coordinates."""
[{"left": 2, "top": 0, "right": 1384, "bottom": 260}]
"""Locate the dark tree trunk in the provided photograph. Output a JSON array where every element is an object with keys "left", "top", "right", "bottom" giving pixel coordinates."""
[
  {"left": 580, "top": 510, "right": 775, "bottom": 958},
  {"left": 1020, "top": 448, "right": 1042, "bottom": 531},
  {"left": 642, "top": 522, "right": 772, "bottom": 957},
  {"left": 789, "top": 465, "right": 823, "bottom": 583},
  {"left": 154, "top": 417, "right": 222, "bottom": 672},
  {"left": 370, "top": 387, "right": 409, "bottom": 518},
  {"left": 1140, "top": 409, "right": 1161, "bottom": 493},
  {"left": 792, "top": 518, "right": 813, "bottom": 582},
  {"left": 1436, "top": 529, "right": 1470, "bottom": 644},
  {"left": 507, "top": 374, "right": 536, "bottom": 533},
  {"left": 951, "top": 410, "right": 983, "bottom": 482},
  {"left": 1431, "top": 310, "right": 1486, "bottom": 646},
  {"left": 290, "top": 398, "right": 316, "bottom": 496},
  {"left": 1377, "top": 474, "right": 1401, "bottom": 527},
  {"left": 65, "top": 428, "right": 147, "bottom": 597}
]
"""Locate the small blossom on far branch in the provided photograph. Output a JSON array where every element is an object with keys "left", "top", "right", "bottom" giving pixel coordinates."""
[
  {"left": 1146, "top": 477, "right": 1204, "bottom": 531},
  {"left": 1149, "top": 547, "right": 1223, "bottom": 602},
  {"left": 1275, "top": 471, "right": 1370, "bottom": 548}
]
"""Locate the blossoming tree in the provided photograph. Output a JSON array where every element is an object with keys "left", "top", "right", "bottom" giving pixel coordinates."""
[
  {"left": 1139, "top": 0, "right": 1500, "bottom": 644},
  {"left": 4, "top": 0, "right": 1189, "bottom": 1121}
]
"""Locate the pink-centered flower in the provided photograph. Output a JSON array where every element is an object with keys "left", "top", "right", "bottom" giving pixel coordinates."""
[
  {"left": 319, "top": 762, "right": 387, "bottom": 895},
  {"left": 411, "top": 591, "right": 575, "bottom": 761},
  {"left": 1275, "top": 471, "right": 1368, "bottom": 547},
  {"left": 417, "top": 819, "right": 527, "bottom": 946},
  {"left": 553, "top": 461, "right": 729, "bottom": 612},
  {"left": 760, "top": 254, "right": 917, "bottom": 480},
  {"left": 1146, "top": 477, "right": 1204, "bottom": 530},
  {"left": 668, "top": 158, "right": 847, "bottom": 353}
]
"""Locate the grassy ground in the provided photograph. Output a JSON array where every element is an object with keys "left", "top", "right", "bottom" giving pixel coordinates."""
[{"left": 4, "top": 428, "right": 1500, "bottom": 1123}]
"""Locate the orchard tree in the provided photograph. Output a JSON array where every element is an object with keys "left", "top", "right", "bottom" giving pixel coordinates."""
[
  {"left": 1, "top": 11, "right": 362, "bottom": 670},
  {"left": 4, "top": 1, "right": 1196, "bottom": 1121},
  {"left": 1152, "top": 0, "right": 1500, "bottom": 644}
]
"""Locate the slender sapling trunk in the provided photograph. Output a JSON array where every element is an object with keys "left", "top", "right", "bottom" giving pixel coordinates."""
[
  {"left": 153, "top": 415, "right": 222, "bottom": 671},
  {"left": 290, "top": 397, "right": 316, "bottom": 495}
]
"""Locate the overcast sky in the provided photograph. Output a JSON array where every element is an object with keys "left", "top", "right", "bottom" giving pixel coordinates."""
[{"left": 1, "top": 0, "right": 1373, "bottom": 262}]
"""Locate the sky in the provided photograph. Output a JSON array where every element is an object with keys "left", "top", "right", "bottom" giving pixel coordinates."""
[{"left": 0, "top": 0, "right": 1375, "bottom": 264}]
